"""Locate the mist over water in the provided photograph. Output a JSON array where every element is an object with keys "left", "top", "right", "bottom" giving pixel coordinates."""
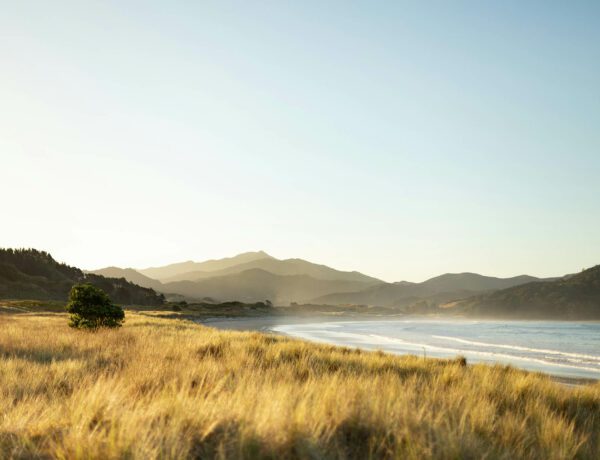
[{"left": 273, "top": 319, "right": 600, "bottom": 379}]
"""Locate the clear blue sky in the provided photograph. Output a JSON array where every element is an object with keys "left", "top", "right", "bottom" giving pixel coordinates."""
[{"left": 1, "top": 1, "right": 599, "bottom": 282}]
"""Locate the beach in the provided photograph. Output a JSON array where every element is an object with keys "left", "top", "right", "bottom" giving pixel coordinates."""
[{"left": 202, "top": 315, "right": 600, "bottom": 384}]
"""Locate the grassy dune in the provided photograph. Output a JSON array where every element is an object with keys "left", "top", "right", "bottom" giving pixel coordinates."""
[{"left": 0, "top": 312, "right": 599, "bottom": 459}]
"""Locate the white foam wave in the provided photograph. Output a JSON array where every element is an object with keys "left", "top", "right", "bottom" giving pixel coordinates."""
[
  {"left": 272, "top": 322, "right": 600, "bottom": 377},
  {"left": 432, "top": 335, "right": 600, "bottom": 362},
  {"left": 364, "top": 333, "right": 600, "bottom": 374}
]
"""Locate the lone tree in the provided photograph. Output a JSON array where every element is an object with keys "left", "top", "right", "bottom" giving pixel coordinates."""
[{"left": 66, "top": 283, "right": 125, "bottom": 330}]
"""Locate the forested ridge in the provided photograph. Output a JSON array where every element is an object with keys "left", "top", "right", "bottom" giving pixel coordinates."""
[{"left": 0, "top": 248, "right": 164, "bottom": 306}]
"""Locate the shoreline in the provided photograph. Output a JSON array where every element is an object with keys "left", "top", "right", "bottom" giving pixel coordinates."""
[{"left": 198, "top": 314, "right": 600, "bottom": 387}]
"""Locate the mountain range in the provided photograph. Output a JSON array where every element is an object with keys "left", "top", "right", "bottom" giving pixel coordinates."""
[
  {"left": 138, "top": 251, "right": 274, "bottom": 281},
  {"left": 2, "top": 248, "right": 599, "bottom": 319},
  {"left": 313, "top": 273, "right": 549, "bottom": 308},
  {"left": 161, "top": 268, "right": 382, "bottom": 304},
  {"left": 157, "top": 256, "right": 382, "bottom": 284},
  {"left": 91, "top": 252, "right": 382, "bottom": 304},
  {"left": 89, "top": 251, "right": 559, "bottom": 309}
]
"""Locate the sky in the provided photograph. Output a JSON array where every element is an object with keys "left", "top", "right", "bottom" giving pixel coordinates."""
[{"left": 1, "top": 1, "right": 599, "bottom": 282}]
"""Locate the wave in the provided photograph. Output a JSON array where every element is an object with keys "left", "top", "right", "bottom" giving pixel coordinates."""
[
  {"left": 363, "top": 334, "right": 600, "bottom": 372},
  {"left": 275, "top": 325, "right": 600, "bottom": 375},
  {"left": 273, "top": 321, "right": 600, "bottom": 378},
  {"left": 432, "top": 335, "right": 600, "bottom": 362}
]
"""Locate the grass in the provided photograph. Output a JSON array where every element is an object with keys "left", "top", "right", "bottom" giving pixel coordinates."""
[
  {"left": 0, "top": 312, "right": 599, "bottom": 459},
  {"left": 0, "top": 298, "right": 405, "bottom": 320},
  {"left": 0, "top": 299, "right": 67, "bottom": 313}
]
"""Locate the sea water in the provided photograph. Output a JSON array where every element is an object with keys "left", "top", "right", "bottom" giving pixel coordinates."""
[{"left": 272, "top": 319, "right": 600, "bottom": 380}]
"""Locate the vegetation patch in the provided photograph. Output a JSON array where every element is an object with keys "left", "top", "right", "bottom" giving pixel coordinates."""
[
  {"left": 66, "top": 284, "right": 125, "bottom": 329},
  {"left": 0, "top": 312, "right": 598, "bottom": 459}
]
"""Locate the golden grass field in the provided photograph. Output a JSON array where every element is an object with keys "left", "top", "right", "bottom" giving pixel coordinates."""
[{"left": 0, "top": 311, "right": 599, "bottom": 459}]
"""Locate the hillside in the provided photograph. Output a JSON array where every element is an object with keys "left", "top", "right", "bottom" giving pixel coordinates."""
[
  {"left": 86, "top": 252, "right": 571, "bottom": 310},
  {"left": 162, "top": 268, "right": 378, "bottom": 304},
  {"left": 88, "top": 267, "right": 163, "bottom": 291},
  {"left": 139, "top": 251, "right": 273, "bottom": 281},
  {"left": 420, "top": 273, "right": 543, "bottom": 292},
  {"left": 161, "top": 256, "right": 382, "bottom": 285},
  {"left": 0, "top": 249, "right": 164, "bottom": 306},
  {"left": 314, "top": 273, "right": 547, "bottom": 307},
  {"left": 98, "top": 251, "right": 383, "bottom": 303},
  {"left": 446, "top": 265, "right": 600, "bottom": 319}
]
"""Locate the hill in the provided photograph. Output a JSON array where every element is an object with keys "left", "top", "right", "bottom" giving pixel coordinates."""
[
  {"left": 139, "top": 251, "right": 273, "bottom": 281},
  {"left": 85, "top": 252, "right": 569, "bottom": 310},
  {"left": 314, "top": 273, "right": 547, "bottom": 307},
  {"left": 88, "top": 267, "right": 163, "bottom": 291},
  {"left": 98, "top": 251, "right": 384, "bottom": 303},
  {"left": 420, "top": 272, "right": 543, "bottom": 292},
  {"left": 161, "top": 256, "right": 382, "bottom": 285},
  {"left": 446, "top": 265, "right": 600, "bottom": 319},
  {"left": 161, "top": 268, "right": 378, "bottom": 304},
  {"left": 0, "top": 249, "right": 164, "bottom": 306}
]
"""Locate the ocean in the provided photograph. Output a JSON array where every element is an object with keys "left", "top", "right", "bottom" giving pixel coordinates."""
[{"left": 272, "top": 319, "right": 600, "bottom": 380}]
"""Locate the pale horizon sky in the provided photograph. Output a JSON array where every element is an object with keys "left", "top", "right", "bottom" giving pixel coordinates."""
[{"left": 2, "top": 1, "right": 600, "bottom": 283}]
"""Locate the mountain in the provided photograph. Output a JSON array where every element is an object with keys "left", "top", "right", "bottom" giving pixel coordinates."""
[
  {"left": 87, "top": 251, "right": 559, "bottom": 309},
  {"left": 161, "top": 268, "right": 378, "bottom": 304},
  {"left": 88, "top": 267, "right": 163, "bottom": 291},
  {"left": 129, "top": 251, "right": 382, "bottom": 303},
  {"left": 420, "top": 273, "right": 542, "bottom": 293},
  {"left": 445, "top": 265, "right": 600, "bottom": 319},
  {"left": 0, "top": 249, "right": 165, "bottom": 306},
  {"left": 161, "top": 257, "right": 382, "bottom": 285},
  {"left": 138, "top": 251, "right": 273, "bottom": 281},
  {"left": 314, "top": 273, "right": 548, "bottom": 307}
]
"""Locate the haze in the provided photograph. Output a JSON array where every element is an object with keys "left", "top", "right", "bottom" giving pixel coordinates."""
[{"left": 2, "top": 1, "right": 599, "bottom": 282}]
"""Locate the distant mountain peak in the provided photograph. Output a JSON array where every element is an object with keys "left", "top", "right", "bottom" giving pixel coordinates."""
[
  {"left": 138, "top": 250, "right": 274, "bottom": 281},
  {"left": 236, "top": 250, "right": 273, "bottom": 259}
]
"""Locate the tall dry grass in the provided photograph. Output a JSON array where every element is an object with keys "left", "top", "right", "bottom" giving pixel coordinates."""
[{"left": 0, "top": 312, "right": 598, "bottom": 459}]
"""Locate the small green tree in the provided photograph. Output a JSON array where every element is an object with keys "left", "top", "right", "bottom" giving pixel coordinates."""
[{"left": 66, "top": 283, "right": 125, "bottom": 330}]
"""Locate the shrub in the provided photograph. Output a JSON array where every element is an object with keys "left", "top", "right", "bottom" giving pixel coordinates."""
[{"left": 66, "top": 283, "right": 125, "bottom": 330}]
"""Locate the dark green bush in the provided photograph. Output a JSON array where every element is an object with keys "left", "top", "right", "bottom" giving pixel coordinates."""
[{"left": 66, "top": 284, "right": 125, "bottom": 330}]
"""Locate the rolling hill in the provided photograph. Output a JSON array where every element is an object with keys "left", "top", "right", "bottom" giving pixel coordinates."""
[
  {"left": 92, "top": 251, "right": 383, "bottom": 303},
  {"left": 138, "top": 251, "right": 273, "bottom": 281},
  {"left": 0, "top": 249, "right": 165, "bottom": 306},
  {"left": 161, "top": 268, "right": 379, "bottom": 304},
  {"left": 444, "top": 265, "right": 600, "bottom": 319},
  {"left": 313, "top": 273, "right": 549, "bottom": 308},
  {"left": 88, "top": 267, "right": 163, "bottom": 291},
  {"left": 160, "top": 256, "right": 382, "bottom": 285},
  {"left": 420, "top": 273, "right": 543, "bottom": 293},
  {"left": 92, "top": 253, "right": 551, "bottom": 307}
]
